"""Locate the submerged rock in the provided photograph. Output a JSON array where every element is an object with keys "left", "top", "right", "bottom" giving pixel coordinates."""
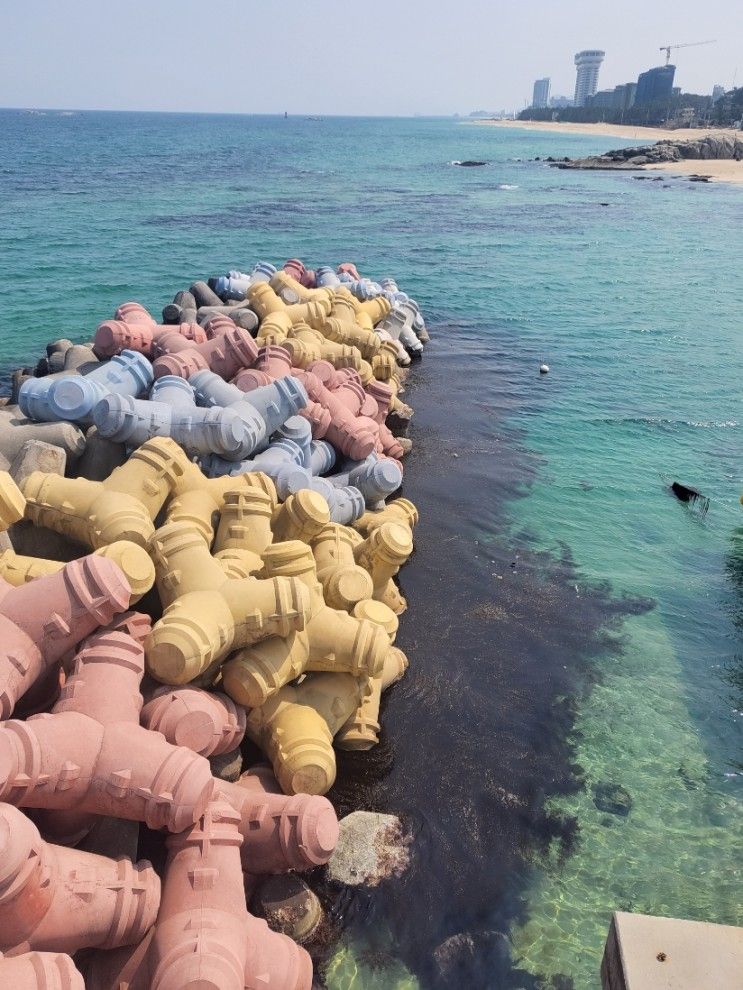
[
  {"left": 453, "top": 160, "right": 488, "bottom": 167},
  {"left": 326, "top": 811, "right": 411, "bottom": 886},
  {"left": 593, "top": 781, "right": 632, "bottom": 817},
  {"left": 433, "top": 930, "right": 513, "bottom": 985}
]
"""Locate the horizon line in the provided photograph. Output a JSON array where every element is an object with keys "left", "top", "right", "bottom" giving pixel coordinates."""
[{"left": 0, "top": 106, "right": 503, "bottom": 119}]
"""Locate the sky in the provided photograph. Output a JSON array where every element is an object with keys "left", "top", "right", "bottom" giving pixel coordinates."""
[{"left": 0, "top": 0, "right": 739, "bottom": 115}]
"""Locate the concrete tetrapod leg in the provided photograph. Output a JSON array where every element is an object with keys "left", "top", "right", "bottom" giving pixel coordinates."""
[
  {"left": 48, "top": 351, "right": 154, "bottom": 425},
  {"left": 271, "top": 489, "right": 331, "bottom": 544},
  {"left": 311, "top": 523, "right": 374, "bottom": 611},
  {"left": 216, "top": 767, "right": 339, "bottom": 874},
  {"left": 352, "top": 496, "right": 419, "bottom": 537},
  {"left": 189, "top": 368, "right": 308, "bottom": 443},
  {"left": 322, "top": 317, "right": 381, "bottom": 361},
  {"left": 146, "top": 522, "right": 311, "bottom": 685},
  {"left": 335, "top": 646, "right": 409, "bottom": 751},
  {"left": 74, "top": 429, "right": 127, "bottom": 482},
  {"left": 0, "top": 540, "right": 155, "bottom": 603},
  {"left": 140, "top": 685, "right": 246, "bottom": 757},
  {"left": 255, "top": 344, "right": 293, "bottom": 381},
  {"left": 93, "top": 375, "right": 259, "bottom": 461},
  {"left": 0, "top": 553, "right": 131, "bottom": 719},
  {"left": 325, "top": 454, "right": 403, "bottom": 509},
  {"left": 281, "top": 323, "right": 364, "bottom": 373},
  {"left": 221, "top": 540, "right": 386, "bottom": 710},
  {"left": 20, "top": 352, "right": 154, "bottom": 426},
  {"left": 9, "top": 440, "right": 67, "bottom": 486},
  {"left": 19, "top": 435, "right": 193, "bottom": 550},
  {"left": 152, "top": 326, "right": 259, "bottom": 381},
  {"left": 352, "top": 598, "right": 400, "bottom": 642},
  {"left": 262, "top": 541, "right": 388, "bottom": 678},
  {"left": 354, "top": 522, "right": 413, "bottom": 614},
  {"left": 0, "top": 802, "right": 160, "bottom": 955},
  {"left": 294, "top": 371, "right": 378, "bottom": 460},
  {"left": 0, "top": 411, "right": 86, "bottom": 465},
  {"left": 0, "top": 624, "right": 215, "bottom": 831},
  {"left": 164, "top": 460, "right": 277, "bottom": 550},
  {"left": 0, "top": 949, "right": 85, "bottom": 989},
  {"left": 0, "top": 469, "right": 27, "bottom": 532},
  {"left": 276, "top": 415, "right": 313, "bottom": 468},
  {"left": 245, "top": 671, "right": 366, "bottom": 795},
  {"left": 270, "top": 270, "right": 334, "bottom": 305},
  {"left": 248, "top": 281, "right": 332, "bottom": 329},
  {"left": 253, "top": 875, "right": 323, "bottom": 946},
  {"left": 162, "top": 290, "right": 198, "bottom": 325},
  {"left": 221, "top": 630, "right": 312, "bottom": 709},
  {"left": 214, "top": 488, "right": 275, "bottom": 557},
  {"left": 93, "top": 319, "right": 206, "bottom": 359},
  {"left": 81, "top": 801, "right": 313, "bottom": 990}
]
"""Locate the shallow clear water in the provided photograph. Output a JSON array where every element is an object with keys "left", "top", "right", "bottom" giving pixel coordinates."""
[{"left": 1, "top": 110, "right": 742, "bottom": 989}]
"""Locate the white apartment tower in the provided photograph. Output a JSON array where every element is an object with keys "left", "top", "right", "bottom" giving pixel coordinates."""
[{"left": 574, "top": 50, "right": 605, "bottom": 107}]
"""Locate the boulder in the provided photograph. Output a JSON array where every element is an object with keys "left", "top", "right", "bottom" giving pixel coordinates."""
[{"left": 326, "top": 811, "right": 410, "bottom": 887}]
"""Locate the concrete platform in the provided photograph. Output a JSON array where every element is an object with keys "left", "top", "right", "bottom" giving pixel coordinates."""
[{"left": 601, "top": 911, "right": 743, "bottom": 989}]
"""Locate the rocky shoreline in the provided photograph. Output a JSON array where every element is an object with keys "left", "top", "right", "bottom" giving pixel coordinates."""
[{"left": 549, "top": 132, "right": 743, "bottom": 172}]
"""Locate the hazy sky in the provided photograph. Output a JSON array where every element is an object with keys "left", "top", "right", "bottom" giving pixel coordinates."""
[{"left": 0, "top": 0, "right": 739, "bottom": 115}]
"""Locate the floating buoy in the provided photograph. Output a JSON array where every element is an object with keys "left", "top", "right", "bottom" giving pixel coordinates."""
[{"left": 539, "top": 363, "right": 550, "bottom": 374}]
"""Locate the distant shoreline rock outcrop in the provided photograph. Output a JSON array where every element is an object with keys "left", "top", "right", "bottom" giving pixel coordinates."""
[{"left": 551, "top": 133, "right": 743, "bottom": 171}]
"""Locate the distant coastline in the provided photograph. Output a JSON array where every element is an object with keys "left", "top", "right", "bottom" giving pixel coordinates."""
[
  {"left": 471, "top": 118, "right": 741, "bottom": 142},
  {"left": 472, "top": 119, "right": 743, "bottom": 185}
]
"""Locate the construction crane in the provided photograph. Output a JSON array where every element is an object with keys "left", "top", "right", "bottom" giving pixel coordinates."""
[{"left": 659, "top": 40, "right": 716, "bottom": 66}]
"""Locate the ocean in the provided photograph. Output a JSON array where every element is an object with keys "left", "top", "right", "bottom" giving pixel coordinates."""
[{"left": 1, "top": 110, "right": 742, "bottom": 990}]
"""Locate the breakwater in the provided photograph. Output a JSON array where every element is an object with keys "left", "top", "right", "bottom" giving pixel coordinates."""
[
  {"left": 0, "top": 259, "right": 427, "bottom": 989},
  {"left": 3, "top": 110, "right": 743, "bottom": 990}
]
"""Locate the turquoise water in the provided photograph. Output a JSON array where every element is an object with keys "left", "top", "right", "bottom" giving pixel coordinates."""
[{"left": 1, "top": 111, "right": 742, "bottom": 989}]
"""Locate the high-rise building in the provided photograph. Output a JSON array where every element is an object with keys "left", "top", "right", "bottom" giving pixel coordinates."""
[
  {"left": 635, "top": 65, "right": 676, "bottom": 105},
  {"left": 586, "top": 89, "right": 615, "bottom": 109},
  {"left": 549, "top": 95, "right": 574, "bottom": 108},
  {"left": 532, "top": 78, "right": 551, "bottom": 109},
  {"left": 613, "top": 82, "right": 637, "bottom": 111},
  {"left": 712, "top": 84, "right": 726, "bottom": 103},
  {"left": 574, "top": 50, "right": 605, "bottom": 107}
]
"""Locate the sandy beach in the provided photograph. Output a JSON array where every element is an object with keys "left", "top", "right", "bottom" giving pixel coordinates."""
[
  {"left": 472, "top": 118, "right": 742, "bottom": 143},
  {"left": 473, "top": 119, "right": 743, "bottom": 185},
  {"left": 641, "top": 159, "right": 743, "bottom": 184}
]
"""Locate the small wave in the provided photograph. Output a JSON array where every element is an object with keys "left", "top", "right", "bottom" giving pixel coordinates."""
[
  {"left": 497, "top": 183, "right": 519, "bottom": 190},
  {"left": 606, "top": 416, "right": 739, "bottom": 431}
]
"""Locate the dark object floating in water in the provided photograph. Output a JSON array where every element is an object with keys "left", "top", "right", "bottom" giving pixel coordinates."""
[
  {"left": 593, "top": 782, "right": 632, "bottom": 817},
  {"left": 671, "top": 481, "right": 710, "bottom": 516},
  {"left": 453, "top": 160, "right": 488, "bottom": 167},
  {"left": 689, "top": 175, "right": 711, "bottom": 183},
  {"left": 599, "top": 202, "right": 610, "bottom": 206}
]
